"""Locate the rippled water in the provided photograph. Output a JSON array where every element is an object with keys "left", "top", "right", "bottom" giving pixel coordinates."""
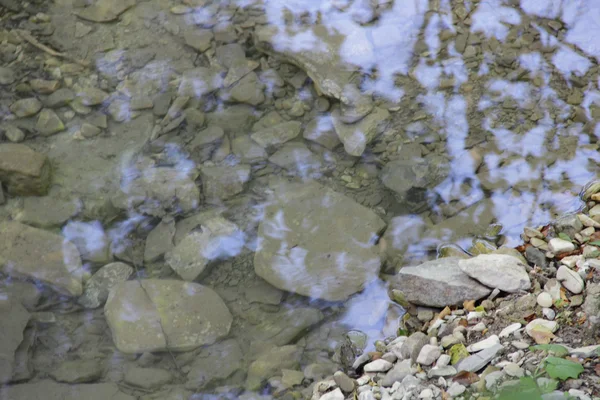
[{"left": 1, "top": 0, "right": 600, "bottom": 398}]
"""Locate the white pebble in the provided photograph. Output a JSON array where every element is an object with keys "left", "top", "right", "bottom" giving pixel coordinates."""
[{"left": 537, "top": 292, "right": 553, "bottom": 308}]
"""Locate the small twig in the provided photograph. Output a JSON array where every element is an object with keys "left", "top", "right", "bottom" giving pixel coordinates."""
[{"left": 14, "top": 29, "right": 90, "bottom": 67}]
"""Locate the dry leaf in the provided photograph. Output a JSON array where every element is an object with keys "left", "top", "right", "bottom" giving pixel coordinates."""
[
  {"left": 530, "top": 329, "right": 556, "bottom": 344},
  {"left": 368, "top": 352, "right": 382, "bottom": 360},
  {"left": 463, "top": 300, "right": 476, "bottom": 311},
  {"left": 524, "top": 312, "right": 537, "bottom": 323},
  {"left": 578, "top": 315, "right": 587, "bottom": 325},
  {"left": 458, "top": 319, "right": 468, "bottom": 328},
  {"left": 594, "top": 364, "right": 600, "bottom": 376},
  {"left": 453, "top": 370, "right": 480, "bottom": 385},
  {"left": 560, "top": 288, "right": 569, "bottom": 302},
  {"left": 437, "top": 306, "right": 451, "bottom": 321},
  {"left": 441, "top": 390, "right": 450, "bottom": 400},
  {"left": 587, "top": 270, "right": 594, "bottom": 280}
]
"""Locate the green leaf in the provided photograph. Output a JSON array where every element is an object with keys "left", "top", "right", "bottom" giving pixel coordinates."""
[
  {"left": 558, "top": 232, "right": 572, "bottom": 242},
  {"left": 530, "top": 344, "right": 569, "bottom": 357},
  {"left": 536, "top": 377, "right": 559, "bottom": 394},
  {"left": 497, "top": 377, "right": 543, "bottom": 400},
  {"left": 589, "top": 240, "right": 600, "bottom": 246},
  {"left": 544, "top": 357, "right": 584, "bottom": 381}
]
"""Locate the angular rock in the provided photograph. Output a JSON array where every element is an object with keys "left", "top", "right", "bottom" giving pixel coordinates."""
[
  {"left": 178, "top": 67, "right": 223, "bottom": 98},
  {"left": 390, "top": 258, "right": 491, "bottom": 307},
  {"left": 458, "top": 254, "right": 531, "bottom": 293},
  {"left": 251, "top": 121, "right": 302, "bottom": 148},
  {"left": 320, "top": 388, "right": 344, "bottom": 400},
  {"left": 183, "top": 29, "right": 213, "bottom": 52},
  {"left": 250, "top": 307, "right": 323, "bottom": 346},
  {"left": 35, "top": 109, "right": 65, "bottom": 136},
  {"left": 400, "top": 332, "right": 429, "bottom": 362},
  {"left": 30, "top": 79, "right": 60, "bottom": 94},
  {"left": 188, "top": 126, "right": 224, "bottom": 149},
  {"left": 0, "top": 380, "right": 135, "bottom": 400},
  {"left": 75, "top": 0, "right": 136, "bottom": 22},
  {"left": 0, "top": 299, "right": 30, "bottom": 383},
  {"left": 417, "top": 344, "right": 442, "bottom": 366},
  {"left": 226, "top": 72, "right": 265, "bottom": 106},
  {"left": 254, "top": 180, "right": 386, "bottom": 301},
  {"left": 0, "top": 221, "right": 82, "bottom": 296},
  {"left": 78, "top": 262, "right": 133, "bottom": 309},
  {"left": 104, "top": 279, "right": 232, "bottom": 353},
  {"left": 246, "top": 345, "right": 302, "bottom": 391},
  {"left": 165, "top": 217, "right": 244, "bottom": 281},
  {"left": 548, "top": 238, "right": 575, "bottom": 254},
  {"left": 0, "top": 144, "right": 51, "bottom": 196},
  {"left": 49, "top": 359, "right": 105, "bottom": 383},
  {"left": 380, "top": 359, "right": 414, "bottom": 387},
  {"left": 16, "top": 194, "right": 80, "bottom": 228},
  {"left": 231, "top": 135, "right": 267, "bottom": 163},
  {"left": 4, "top": 125, "right": 25, "bottom": 142},
  {"left": 185, "top": 339, "right": 243, "bottom": 390},
  {"left": 144, "top": 219, "right": 176, "bottom": 263},
  {"left": 268, "top": 142, "right": 322, "bottom": 175},
  {"left": 364, "top": 359, "right": 393, "bottom": 372},
  {"left": 556, "top": 265, "right": 584, "bottom": 294},
  {"left": 331, "top": 106, "right": 389, "bottom": 156},
  {"left": 77, "top": 87, "right": 109, "bottom": 106},
  {"left": 0, "top": 66, "right": 15, "bottom": 85},
  {"left": 200, "top": 164, "right": 250, "bottom": 203},
  {"left": 303, "top": 115, "right": 341, "bottom": 150},
  {"left": 46, "top": 88, "right": 76, "bottom": 108},
  {"left": 455, "top": 343, "right": 503, "bottom": 372},
  {"left": 381, "top": 155, "right": 450, "bottom": 203},
  {"left": 10, "top": 98, "right": 42, "bottom": 118}
]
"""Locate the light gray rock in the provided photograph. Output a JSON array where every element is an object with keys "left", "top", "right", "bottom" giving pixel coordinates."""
[
  {"left": 144, "top": 219, "right": 176, "bottom": 263},
  {"left": 104, "top": 280, "right": 232, "bottom": 353},
  {"left": 417, "top": 344, "right": 441, "bottom": 366},
  {"left": 455, "top": 343, "right": 503, "bottom": 372},
  {"left": 49, "top": 359, "right": 105, "bottom": 383},
  {"left": 380, "top": 359, "right": 414, "bottom": 387},
  {"left": 78, "top": 262, "right": 133, "bottom": 309},
  {"left": 331, "top": 106, "right": 389, "bottom": 156},
  {"left": 390, "top": 258, "right": 491, "bottom": 307},
  {"left": 547, "top": 238, "right": 575, "bottom": 254},
  {"left": 251, "top": 121, "right": 302, "bottom": 148},
  {"left": 0, "top": 380, "right": 135, "bottom": 400},
  {"left": 216, "top": 44, "right": 246, "bottom": 69},
  {"left": 363, "top": 359, "right": 393, "bottom": 372},
  {"left": 458, "top": 254, "right": 531, "bottom": 293},
  {"left": 246, "top": 345, "right": 302, "bottom": 391},
  {"left": 556, "top": 265, "right": 584, "bottom": 294},
  {"left": 0, "top": 221, "right": 82, "bottom": 296},
  {"left": 333, "top": 371, "right": 355, "bottom": 393},
  {"left": 185, "top": 339, "right": 243, "bottom": 390},
  {"left": 321, "top": 388, "right": 345, "bottom": 400},
  {"left": 0, "top": 299, "right": 30, "bottom": 383},
  {"left": 400, "top": 332, "right": 429, "bottom": 362},
  {"left": 254, "top": 180, "right": 386, "bottom": 301},
  {"left": 554, "top": 214, "right": 583, "bottom": 238},
  {"left": 0, "top": 143, "right": 51, "bottom": 196},
  {"left": 165, "top": 217, "right": 244, "bottom": 281},
  {"left": 200, "top": 165, "right": 250, "bottom": 203},
  {"left": 428, "top": 365, "right": 457, "bottom": 378}
]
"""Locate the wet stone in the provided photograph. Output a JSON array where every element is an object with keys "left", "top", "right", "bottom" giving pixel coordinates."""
[
  {"left": 62, "top": 220, "right": 111, "bottom": 264},
  {"left": 0, "top": 144, "right": 51, "bottom": 196},
  {"left": 268, "top": 142, "right": 322, "bottom": 175},
  {"left": 144, "top": 219, "right": 176, "bottom": 263},
  {"left": 458, "top": 254, "right": 531, "bottom": 293},
  {"left": 184, "top": 29, "right": 213, "bottom": 52},
  {"left": 226, "top": 72, "right": 265, "bottom": 106},
  {"left": 10, "top": 98, "right": 42, "bottom": 118},
  {"left": 246, "top": 345, "right": 302, "bottom": 391},
  {"left": 216, "top": 44, "right": 246, "bottom": 69},
  {"left": 200, "top": 164, "right": 251, "bottom": 203},
  {"left": 75, "top": 0, "right": 136, "bottom": 22},
  {"left": 232, "top": 135, "right": 268, "bottom": 163},
  {"left": 165, "top": 217, "right": 244, "bottom": 281},
  {"left": 49, "top": 359, "right": 105, "bottom": 383},
  {"left": 4, "top": 125, "right": 25, "bottom": 142},
  {"left": 178, "top": 67, "right": 223, "bottom": 98},
  {"left": 77, "top": 87, "right": 109, "bottom": 106},
  {"left": 45, "top": 88, "right": 75, "bottom": 108},
  {"left": 29, "top": 79, "right": 59, "bottom": 94},
  {"left": 80, "top": 123, "right": 102, "bottom": 138},
  {"left": 0, "top": 66, "right": 15, "bottom": 85},
  {"left": 153, "top": 93, "right": 172, "bottom": 116},
  {"left": 185, "top": 339, "right": 243, "bottom": 390},
  {"left": 16, "top": 194, "right": 80, "bottom": 228},
  {"left": 251, "top": 121, "right": 302, "bottom": 148},
  {"left": 331, "top": 107, "right": 389, "bottom": 156},
  {"left": 254, "top": 180, "right": 386, "bottom": 301},
  {"left": 105, "top": 280, "right": 232, "bottom": 353},
  {"left": 0, "top": 380, "right": 135, "bottom": 400},
  {"left": 0, "top": 221, "right": 82, "bottom": 296},
  {"left": 36, "top": 109, "right": 65, "bottom": 136},
  {"left": 187, "top": 126, "right": 224, "bottom": 149},
  {"left": 0, "top": 299, "right": 30, "bottom": 384},
  {"left": 124, "top": 367, "right": 173, "bottom": 390},
  {"left": 304, "top": 116, "right": 341, "bottom": 150},
  {"left": 78, "top": 262, "right": 133, "bottom": 309}
]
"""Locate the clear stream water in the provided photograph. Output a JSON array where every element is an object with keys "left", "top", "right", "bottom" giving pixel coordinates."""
[{"left": 1, "top": 0, "right": 600, "bottom": 398}]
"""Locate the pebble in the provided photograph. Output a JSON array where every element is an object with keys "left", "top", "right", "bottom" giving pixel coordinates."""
[
  {"left": 511, "top": 341, "right": 530, "bottom": 349},
  {"left": 10, "top": 98, "right": 42, "bottom": 117},
  {"left": 525, "top": 319, "right": 558, "bottom": 337},
  {"left": 30, "top": 79, "right": 59, "bottom": 94},
  {"left": 4, "top": 125, "right": 25, "bottom": 142},
  {"left": 0, "top": 66, "right": 16, "bottom": 85},
  {"left": 80, "top": 123, "right": 102, "bottom": 138},
  {"left": 543, "top": 307, "right": 556, "bottom": 320},
  {"left": 436, "top": 354, "right": 450, "bottom": 367},
  {"left": 467, "top": 335, "right": 500, "bottom": 352},
  {"left": 556, "top": 265, "right": 585, "bottom": 294},
  {"left": 321, "top": 388, "right": 344, "bottom": 400},
  {"left": 547, "top": 238, "right": 575, "bottom": 254},
  {"left": 447, "top": 382, "right": 466, "bottom": 396},
  {"left": 503, "top": 362, "right": 524, "bottom": 377},
  {"left": 333, "top": 371, "right": 355, "bottom": 393},
  {"left": 416, "top": 345, "right": 441, "bottom": 366},
  {"left": 363, "top": 359, "right": 393, "bottom": 373},
  {"left": 537, "top": 292, "right": 553, "bottom": 308},
  {"left": 36, "top": 109, "right": 65, "bottom": 136},
  {"left": 499, "top": 322, "right": 521, "bottom": 338}
]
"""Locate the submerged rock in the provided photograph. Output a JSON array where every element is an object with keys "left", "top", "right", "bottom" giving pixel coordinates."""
[
  {"left": 254, "top": 180, "right": 386, "bottom": 301},
  {"left": 78, "top": 262, "right": 133, "bottom": 309},
  {"left": 331, "top": 106, "right": 389, "bottom": 156},
  {"left": 390, "top": 258, "right": 491, "bottom": 307},
  {"left": 0, "top": 380, "right": 135, "bottom": 400},
  {"left": 251, "top": 121, "right": 302, "bottom": 148},
  {"left": 75, "top": 0, "right": 136, "bottom": 22},
  {"left": 104, "top": 279, "right": 232, "bottom": 353},
  {"left": 0, "top": 221, "right": 82, "bottom": 296},
  {"left": 185, "top": 339, "right": 244, "bottom": 390},
  {"left": 200, "top": 164, "right": 250, "bottom": 203},
  {"left": 0, "top": 298, "right": 30, "bottom": 383},
  {"left": 0, "top": 144, "right": 52, "bottom": 196},
  {"left": 165, "top": 217, "right": 244, "bottom": 281},
  {"left": 246, "top": 345, "right": 303, "bottom": 391}
]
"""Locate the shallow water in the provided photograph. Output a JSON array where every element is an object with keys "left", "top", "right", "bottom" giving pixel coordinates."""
[{"left": 1, "top": 0, "right": 599, "bottom": 398}]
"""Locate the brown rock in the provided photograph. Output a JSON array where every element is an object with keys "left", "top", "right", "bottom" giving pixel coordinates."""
[{"left": 0, "top": 144, "right": 51, "bottom": 196}]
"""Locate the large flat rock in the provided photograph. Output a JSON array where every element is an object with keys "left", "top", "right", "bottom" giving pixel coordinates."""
[
  {"left": 104, "top": 279, "right": 232, "bottom": 353},
  {"left": 254, "top": 180, "right": 386, "bottom": 301},
  {"left": 390, "top": 258, "right": 492, "bottom": 307},
  {"left": 458, "top": 254, "right": 531, "bottom": 293},
  {"left": 0, "top": 221, "right": 82, "bottom": 296}
]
